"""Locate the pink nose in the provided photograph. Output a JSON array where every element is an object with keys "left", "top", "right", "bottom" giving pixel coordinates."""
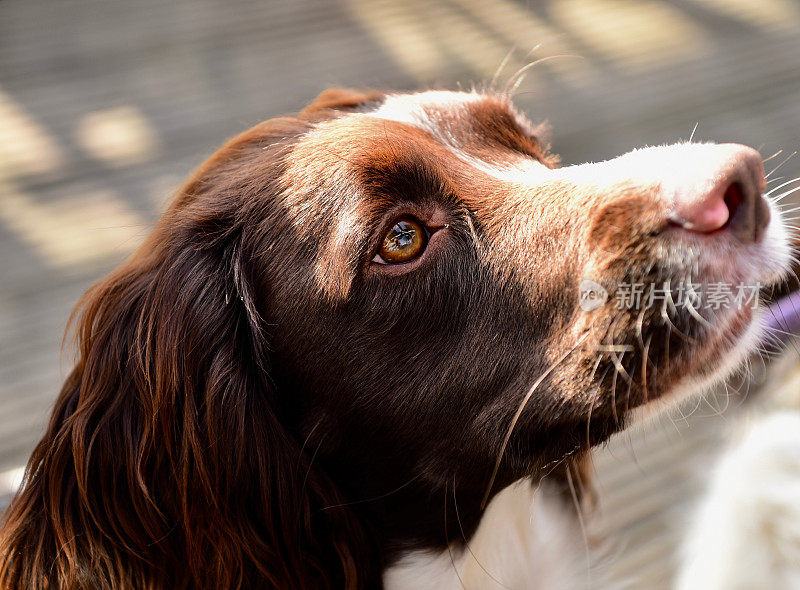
[{"left": 668, "top": 145, "right": 769, "bottom": 243}]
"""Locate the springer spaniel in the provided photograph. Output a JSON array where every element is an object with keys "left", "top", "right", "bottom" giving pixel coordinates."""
[{"left": 0, "top": 88, "right": 791, "bottom": 589}]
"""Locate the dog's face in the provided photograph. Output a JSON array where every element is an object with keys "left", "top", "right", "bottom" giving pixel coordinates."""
[
  {"left": 240, "top": 90, "right": 790, "bottom": 498},
  {"left": 2, "top": 88, "right": 792, "bottom": 589}
]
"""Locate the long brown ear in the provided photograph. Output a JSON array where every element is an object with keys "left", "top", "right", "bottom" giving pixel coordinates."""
[
  {"left": 0, "top": 122, "right": 373, "bottom": 589},
  {"left": 299, "top": 87, "right": 385, "bottom": 117}
]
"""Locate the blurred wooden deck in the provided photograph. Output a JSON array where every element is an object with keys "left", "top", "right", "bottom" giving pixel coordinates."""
[{"left": 1, "top": 1, "right": 800, "bottom": 586}]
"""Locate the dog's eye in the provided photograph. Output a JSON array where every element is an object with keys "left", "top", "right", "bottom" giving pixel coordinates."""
[{"left": 374, "top": 218, "right": 427, "bottom": 264}]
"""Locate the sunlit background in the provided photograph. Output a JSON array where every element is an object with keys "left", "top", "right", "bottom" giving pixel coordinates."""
[{"left": 2, "top": 1, "right": 800, "bottom": 587}]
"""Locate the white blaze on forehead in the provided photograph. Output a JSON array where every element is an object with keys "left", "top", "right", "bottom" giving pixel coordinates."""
[
  {"left": 367, "top": 90, "right": 484, "bottom": 136},
  {"left": 367, "top": 90, "right": 552, "bottom": 181},
  {"left": 464, "top": 156, "right": 553, "bottom": 184}
]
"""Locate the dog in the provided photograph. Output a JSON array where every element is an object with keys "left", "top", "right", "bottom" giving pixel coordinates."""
[{"left": 0, "top": 88, "right": 791, "bottom": 589}]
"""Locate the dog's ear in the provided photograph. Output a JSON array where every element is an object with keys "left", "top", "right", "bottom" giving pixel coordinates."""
[
  {"left": 0, "top": 121, "right": 375, "bottom": 589},
  {"left": 300, "top": 87, "right": 385, "bottom": 117}
]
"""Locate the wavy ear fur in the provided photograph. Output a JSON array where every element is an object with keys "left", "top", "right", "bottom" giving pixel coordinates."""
[{"left": 0, "top": 119, "right": 374, "bottom": 589}]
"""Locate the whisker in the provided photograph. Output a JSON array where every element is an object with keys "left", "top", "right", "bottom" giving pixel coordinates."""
[
  {"left": 481, "top": 332, "right": 590, "bottom": 509},
  {"left": 766, "top": 151, "right": 797, "bottom": 178},
  {"left": 565, "top": 466, "right": 593, "bottom": 590},
  {"left": 769, "top": 185, "right": 800, "bottom": 205},
  {"left": 622, "top": 354, "right": 636, "bottom": 418},
  {"left": 321, "top": 472, "right": 423, "bottom": 511},
  {"left": 443, "top": 480, "right": 467, "bottom": 590},
  {"left": 585, "top": 400, "right": 595, "bottom": 449},
  {"left": 610, "top": 357, "right": 620, "bottom": 425},
  {"left": 523, "top": 42, "right": 544, "bottom": 61},
  {"left": 296, "top": 419, "right": 322, "bottom": 475},
  {"left": 490, "top": 46, "right": 517, "bottom": 92},
  {"left": 641, "top": 334, "right": 652, "bottom": 405},
  {"left": 765, "top": 176, "right": 800, "bottom": 197},
  {"left": 452, "top": 477, "right": 510, "bottom": 589},
  {"left": 688, "top": 122, "right": 699, "bottom": 143},
  {"left": 684, "top": 289, "right": 712, "bottom": 328},
  {"left": 762, "top": 148, "right": 784, "bottom": 164},
  {"left": 680, "top": 385, "right": 704, "bottom": 422},
  {"left": 663, "top": 280, "right": 694, "bottom": 343},
  {"left": 608, "top": 347, "right": 632, "bottom": 383},
  {"left": 504, "top": 54, "right": 583, "bottom": 95},
  {"left": 778, "top": 205, "right": 800, "bottom": 216},
  {"left": 297, "top": 432, "right": 327, "bottom": 528}
]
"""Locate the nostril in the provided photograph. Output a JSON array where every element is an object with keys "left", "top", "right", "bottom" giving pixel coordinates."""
[
  {"left": 664, "top": 145, "right": 769, "bottom": 243},
  {"left": 722, "top": 182, "right": 743, "bottom": 230},
  {"left": 725, "top": 178, "right": 771, "bottom": 243},
  {"left": 668, "top": 187, "right": 730, "bottom": 234}
]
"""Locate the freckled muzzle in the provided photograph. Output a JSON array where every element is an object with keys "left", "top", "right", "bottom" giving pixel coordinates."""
[{"left": 559, "top": 142, "right": 787, "bottom": 415}]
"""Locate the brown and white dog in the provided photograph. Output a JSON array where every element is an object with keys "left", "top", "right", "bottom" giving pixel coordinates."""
[{"left": 0, "top": 88, "right": 791, "bottom": 589}]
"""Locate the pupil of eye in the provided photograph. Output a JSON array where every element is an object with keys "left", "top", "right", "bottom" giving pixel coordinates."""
[
  {"left": 392, "top": 224, "right": 414, "bottom": 248},
  {"left": 379, "top": 218, "right": 426, "bottom": 264}
]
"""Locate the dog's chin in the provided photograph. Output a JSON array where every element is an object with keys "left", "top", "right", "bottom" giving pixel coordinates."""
[{"left": 627, "top": 305, "right": 763, "bottom": 427}]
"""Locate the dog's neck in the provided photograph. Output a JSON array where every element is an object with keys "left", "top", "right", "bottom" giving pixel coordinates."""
[
  {"left": 319, "top": 446, "right": 589, "bottom": 564},
  {"left": 382, "top": 479, "right": 600, "bottom": 590},
  {"left": 320, "top": 454, "right": 499, "bottom": 557}
]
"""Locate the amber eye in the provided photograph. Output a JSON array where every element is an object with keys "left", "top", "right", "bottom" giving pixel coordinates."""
[{"left": 376, "top": 218, "right": 427, "bottom": 264}]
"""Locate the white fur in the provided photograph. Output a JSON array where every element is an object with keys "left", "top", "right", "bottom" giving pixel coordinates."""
[
  {"left": 384, "top": 480, "right": 615, "bottom": 590},
  {"left": 368, "top": 91, "right": 555, "bottom": 185},
  {"left": 676, "top": 411, "right": 800, "bottom": 590},
  {"left": 368, "top": 90, "right": 483, "bottom": 140}
]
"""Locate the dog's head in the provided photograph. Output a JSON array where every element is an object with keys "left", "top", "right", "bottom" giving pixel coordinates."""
[{"left": 0, "top": 89, "right": 790, "bottom": 589}]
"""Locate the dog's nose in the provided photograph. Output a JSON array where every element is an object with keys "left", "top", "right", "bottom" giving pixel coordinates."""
[{"left": 668, "top": 145, "right": 769, "bottom": 243}]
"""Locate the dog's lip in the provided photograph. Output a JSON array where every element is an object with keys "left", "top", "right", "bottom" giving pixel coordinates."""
[
  {"left": 663, "top": 222, "right": 731, "bottom": 240},
  {"left": 678, "top": 304, "right": 755, "bottom": 372},
  {"left": 711, "top": 304, "right": 754, "bottom": 340},
  {"left": 650, "top": 223, "right": 779, "bottom": 289}
]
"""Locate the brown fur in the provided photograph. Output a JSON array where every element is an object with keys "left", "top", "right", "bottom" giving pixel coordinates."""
[{"left": 0, "top": 89, "right": 769, "bottom": 589}]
